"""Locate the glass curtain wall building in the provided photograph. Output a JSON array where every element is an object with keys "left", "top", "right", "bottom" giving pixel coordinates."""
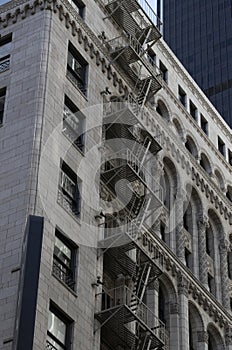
[{"left": 162, "top": 0, "right": 232, "bottom": 128}]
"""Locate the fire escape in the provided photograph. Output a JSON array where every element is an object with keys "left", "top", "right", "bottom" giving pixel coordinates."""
[{"left": 95, "top": 1, "right": 166, "bottom": 349}]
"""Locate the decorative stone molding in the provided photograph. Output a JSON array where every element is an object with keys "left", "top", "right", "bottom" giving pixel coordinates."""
[
  {"left": 197, "top": 331, "right": 208, "bottom": 343},
  {"left": 177, "top": 274, "right": 189, "bottom": 297},
  {"left": 225, "top": 325, "right": 232, "bottom": 345}
]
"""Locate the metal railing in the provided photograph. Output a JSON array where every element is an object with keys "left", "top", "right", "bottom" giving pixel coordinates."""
[
  {"left": 45, "top": 340, "right": 58, "bottom": 350},
  {"left": 107, "top": 34, "right": 162, "bottom": 79},
  {"left": 96, "top": 285, "right": 166, "bottom": 343},
  {"left": 52, "top": 257, "right": 75, "bottom": 289},
  {"left": 102, "top": 148, "right": 163, "bottom": 200},
  {"left": 0, "top": 57, "right": 10, "bottom": 73},
  {"left": 105, "top": 0, "right": 162, "bottom": 32},
  {"left": 66, "top": 69, "right": 87, "bottom": 95},
  {"left": 57, "top": 188, "right": 80, "bottom": 218}
]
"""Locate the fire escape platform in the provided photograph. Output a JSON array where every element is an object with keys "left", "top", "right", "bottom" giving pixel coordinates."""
[
  {"left": 95, "top": 303, "right": 165, "bottom": 348},
  {"left": 99, "top": 232, "right": 162, "bottom": 278},
  {"left": 105, "top": 0, "right": 161, "bottom": 44},
  {"left": 101, "top": 156, "right": 163, "bottom": 205},
  {"left": 104, "top": 107, "right": 162, "bottom": 155}
]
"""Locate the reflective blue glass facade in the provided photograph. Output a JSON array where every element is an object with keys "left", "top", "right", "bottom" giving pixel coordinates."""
[{"left": 163, "top": 0, "right": 232, "bottom": 128}]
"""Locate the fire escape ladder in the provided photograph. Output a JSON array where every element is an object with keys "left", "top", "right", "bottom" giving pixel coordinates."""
[
  {"left": 139, "top": 335, "right": 152, "bottom": 350},
  {"left": 137, "top": 78, "right": 152, "bottom": 107},
  {"left": 132, "top": 263, "right": 152, "bottom": 304}
]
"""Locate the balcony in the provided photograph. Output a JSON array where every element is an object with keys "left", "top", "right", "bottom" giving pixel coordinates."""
[{"left": 95, "top": 286, "right": 166, "bottom": 349}]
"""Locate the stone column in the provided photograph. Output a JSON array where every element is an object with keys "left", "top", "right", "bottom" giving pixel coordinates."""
[
  {"left": 197, "top": 216, "right": 209, "bottom": 288},
  {"left": 219, "top": 239, "right": 230, "bottom": 308},
  {"left": 197, "top": 331, "right": 208, "bottom": 350},
  {"left": 169, "top": 302, "right": 180, "bottom": 350},
  {"left": 176, "top": 190, "right": 187, "bottom": 264},
  {"left": 178, "top": 274, "right": 189, "bottom": 350}
]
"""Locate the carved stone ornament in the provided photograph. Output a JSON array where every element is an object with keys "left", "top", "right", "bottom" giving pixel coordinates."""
[{"left": 197, "top": 331, "right": 208, "bottom": 343}]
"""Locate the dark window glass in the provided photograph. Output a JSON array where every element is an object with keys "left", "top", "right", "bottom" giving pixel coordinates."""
[
  {"left": 178, "top": 85, "right": 187, "bottom": 107},
  {"left": 218, "top": 136, "right": 225, "bottom": 156},
  {"left": 228, "top": 149, "right": 232, "bottom": 166},
  {"left": 58, "top": 160, "right": 81, "bottom": 218},
  {"left": 67, "top": 42, "right": 88, "bottom": 96},
  {"left": 0, "top": 34, "right": 11, "bottom": 73},
  {"left": 159, "top": 61, "right": 168, "bottom": 83},
  {"left": 67, "top": 0, "right": 85, "bottom": 18},
  {"left": 53, "top": 229, "right": 77, "bottom": 290},
  {"left": 63, "top": 96, "right": 85, "bottom": 152},
  {"left": 46, "top": 304, "right": 72, "bottom": 350},
  {"left": 189, "top": 100, "right": 197, "bottom": 120},
  {"left": 200, "top": 114, "right": 208, "bottom": 135},
  {"left": 0, "top": 87, "right": 6, "bottom": 125}
]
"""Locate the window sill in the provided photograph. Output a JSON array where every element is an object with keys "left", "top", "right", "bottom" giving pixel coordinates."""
[
  {"left": 57, "top": 199, "right": 81, "bottom": 225},
  {"left": 52, "top": 272, "right": 78, "bottom": 298}
]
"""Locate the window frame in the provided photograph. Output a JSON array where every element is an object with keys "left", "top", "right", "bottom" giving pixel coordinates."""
[
  {"left": 0, "top": 87, "right": 6, "bottom": 125},
  {"left": 218, "top": 136, "right": 225, "bottom": 157},
  {"left": 67, "top": 0, "right": 85, "bottom": 19},
  {"left": 58, "top": 160, "right": 81, "bottom": 218},
  {"left": 63, "top": 95, "right": 85, "bottom": 153},
  {"left": 67, "top": 42, "right": 88, "bottom": 96},
  {"left": 52, "top": 228, "right": 78, "bottom": 291},
  {"left": 178, "top": 85, "right": 187, "bottom": 107},
  {"left": 47, "top": 303, "right": 73, "bottom": 350},
  {"left": 200, "top": 114, "right": 208, "bottom": 135}
]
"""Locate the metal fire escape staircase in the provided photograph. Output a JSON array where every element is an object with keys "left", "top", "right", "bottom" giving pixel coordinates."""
[{"left": 103, "top": 0, "right": 163, "bottom": 104}]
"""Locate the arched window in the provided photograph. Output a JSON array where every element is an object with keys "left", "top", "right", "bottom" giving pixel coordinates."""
[
  {"left": 200, "top": 153, "right": 212, "bottom": 175},
  {"left": 188, "top": 303, "right": 204, "bottom": 350},
  {"left": 185, "top": 135, "right": 198, "bottom": 158},
  {"left": 207, "top": 324, "right": 225, "bottom": 350},
  {"left": 214, "top": 169, "right": 225, "bottom": 190},
  {"left": 156, "top": 100, "right": 170, "bottom": 120},
  {"left": 158, "top": 286, "right": 166, "bottom": 325},
  {"left": 226, "top": 185, "right": 232, "bottom": 202}
]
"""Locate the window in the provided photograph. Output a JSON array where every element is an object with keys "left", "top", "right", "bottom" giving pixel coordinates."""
[
  {"left": 178, "top": 85, "right": 186, "bottom": 107},
  {"left": 159, "top": 61, "right": 168, "bottom": 83},
  {"left": 58, "top": 160, "right": 81, "bottom": 218},
  {"left": 200, "top": 114, "right": 208, "bottom": 135},
  {"left": 218, "top": 136, "right": 225, "bottom": 156},
  {"left": 46, "top": 304, "right": 72, "bottom": 350},
  {"left": 0, "top": 87, "right": 6, "bottom": 125},
  {"left": 67, "top": 42, "right": 88, "bottom": 96},
  {"left": 160, "top": 222, "right": 165, "bottom": 241},
  {"left": 63, "top": 96, "right": 85, "bottom": 152},
  {"left": 67, "top": 0, "right": 85, "bottom": 18},
  {"left": 0, "top": 33, "right": 11, "bottom": 73},
  {"left": 53, "top": 229, "right": 77, "bottom": 290},
  {"left": 189, "top": 100, "right": 197, "bottom": 120},
  {"left": 228, "top": 149, "right": 232, "bottom": 166}
]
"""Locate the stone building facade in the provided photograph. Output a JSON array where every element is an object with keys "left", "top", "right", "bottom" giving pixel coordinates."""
[{"left": 0, "top": 0, "right": 231, "bottom": 349}]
